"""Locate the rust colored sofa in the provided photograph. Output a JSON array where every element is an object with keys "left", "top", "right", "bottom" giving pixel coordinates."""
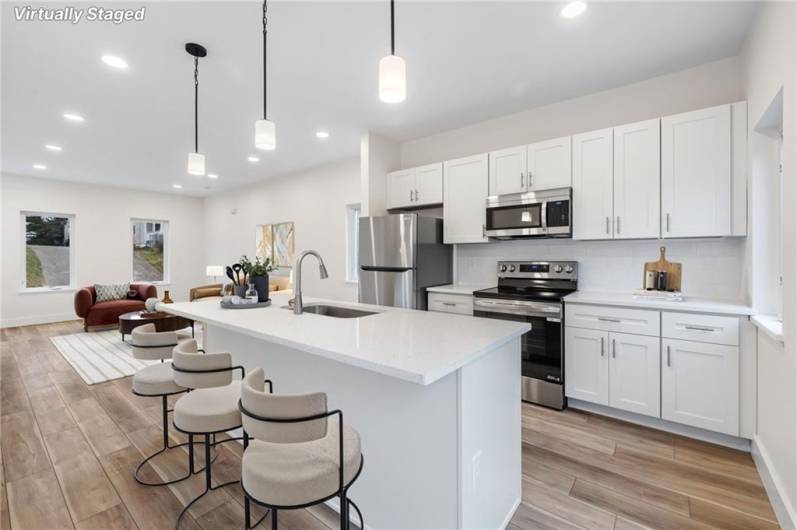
[{"left": 74, "top": 283, "right": 157, "bottom": 331}]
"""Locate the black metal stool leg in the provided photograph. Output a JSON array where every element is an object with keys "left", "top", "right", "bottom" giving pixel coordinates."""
[
  {"left": 348, "top": 499, "right": 364, "bottom": 530},
  {"left": 271, "top": 509, "right": 278, "bottom": 530}
]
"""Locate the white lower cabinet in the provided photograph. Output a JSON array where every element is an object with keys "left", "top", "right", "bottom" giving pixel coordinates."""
[
  {"left": 428, "top": 292, "right": 473, "bottom": 316},
  {"left": 661, "top": 338, "right": 739, "bottom": 436},
  {"left": 609, "top": 333, "right": 660, "bottom": 417},
  {"left": 565, "top": 327, "right": 609, "bottom": 405}
]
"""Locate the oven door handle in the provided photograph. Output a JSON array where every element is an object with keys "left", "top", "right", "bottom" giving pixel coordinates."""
[{"left": 473, "top": 299, "right": 561, "bottom": 318}]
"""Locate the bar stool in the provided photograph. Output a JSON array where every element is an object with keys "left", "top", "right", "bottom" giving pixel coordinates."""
[
  {"left": 238, "top": 367, "right": 364, "bottom": 530},
  {"left": 130, "top": 324, "right": 204, "bottom": 486},
  {"left": 171, "top": 338, "right": 245, "bottom": 530}
]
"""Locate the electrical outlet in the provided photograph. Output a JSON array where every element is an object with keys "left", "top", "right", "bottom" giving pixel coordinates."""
[{"left": 472, "top": 450, "right": 483, "bottom": 491}]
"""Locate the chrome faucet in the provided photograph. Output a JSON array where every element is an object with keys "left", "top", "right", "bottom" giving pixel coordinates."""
[{"left": 289, "top": 250, "right": 328, "bottom": 314}]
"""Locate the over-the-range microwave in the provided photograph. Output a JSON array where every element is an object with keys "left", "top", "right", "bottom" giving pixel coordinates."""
[{"left": 485, "top": 187, "right": 572, "bottom": 239}]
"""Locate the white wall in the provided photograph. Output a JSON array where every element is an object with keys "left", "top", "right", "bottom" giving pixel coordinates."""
[
  {"left": 0, "top": 173, "right": 206, "bottom": 327},
  {"left": 361, "top": 132, "right": 400, "bottom": 217},
  {"left": 741, "top": 2, "right": 797, "bottom": 526},
  {"left": 202, "top": 158, "right": 360, "bottom": 302}
]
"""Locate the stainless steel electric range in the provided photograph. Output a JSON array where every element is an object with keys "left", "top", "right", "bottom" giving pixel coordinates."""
[{"left": 473, "top": 261, "right": 578, "bottom": 410}]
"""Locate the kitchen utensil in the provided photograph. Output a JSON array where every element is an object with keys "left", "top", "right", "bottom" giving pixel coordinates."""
[
  {"left": 232, "top": 263, "right": 243, "bottom": 285},
  {"left": 643, "top": 246, "right": 682, "bottom": 292},
  {"left": 226, "top": 266, "right": 236, "bottom": 285}
]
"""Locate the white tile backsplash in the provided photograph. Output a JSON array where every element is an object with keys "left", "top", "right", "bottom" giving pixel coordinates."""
[{"left": 456, "top": 238, "right": 747, "bottom": 301}]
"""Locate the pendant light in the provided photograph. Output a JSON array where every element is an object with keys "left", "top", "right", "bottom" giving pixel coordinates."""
[
  {"left": 378, "top": 0, "right": 406, "bottom": 104},
  {"left": 185, "top": 42, "right": 207, "bottom": 175},
  {"left": 255, "top": 0, "right": 276, "bottom": 150}
]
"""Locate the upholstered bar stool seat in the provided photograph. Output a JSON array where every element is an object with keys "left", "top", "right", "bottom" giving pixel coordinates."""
[
  {"left": 173, "top": 381, "right": 242, "bottom": 434},
  {"left": 133, "top": 362, "right": 185, "bottom": 396},
  {"left": 242, "top": 421, "right": 361, "bottom": 507}
]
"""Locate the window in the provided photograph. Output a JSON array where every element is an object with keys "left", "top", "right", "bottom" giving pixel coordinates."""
[
  {"left": 131, "top": 219, "right": 169, "bottom": 283},
  {"left": 345, "top": 204, "right": 361, "bottom": 283},
  {"left": 21, "top": 212, "right": 74, "bottom": 290}
]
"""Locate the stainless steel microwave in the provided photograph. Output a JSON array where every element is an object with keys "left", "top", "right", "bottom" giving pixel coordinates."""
[{"left": 485, "top": 187, "right": 572, "bottom": 239}]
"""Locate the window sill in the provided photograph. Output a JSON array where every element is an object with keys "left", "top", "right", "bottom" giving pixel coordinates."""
[
  {"left": 18, "top": 287, "right": 77, "bottom": 294},
  {"left": 751, "top": 314, "right": 784, "bottom": 343}
]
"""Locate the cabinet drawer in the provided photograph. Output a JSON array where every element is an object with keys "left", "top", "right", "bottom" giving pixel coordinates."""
[
  {"left": 565, "top": 304, "right": 660, "bottom": 336},
  {"left": 662, "top": 312, "right": 739, "bottom": 346},
  {"left": 428, "top": 293, "right": 473, "bottom": 315}
]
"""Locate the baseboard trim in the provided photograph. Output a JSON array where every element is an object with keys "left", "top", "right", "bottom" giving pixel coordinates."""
[
  {"left": 568, "top": 399, "right": 751, "bottom": 452},
  {"left": 752, "top": 435, "right": 797, "bottom": 530},
  {"left": 0, "top": 313, "right": 77, "bottom": 329},
  {"left": 501, "top": 497, "right": 521, "bottom": 530}
]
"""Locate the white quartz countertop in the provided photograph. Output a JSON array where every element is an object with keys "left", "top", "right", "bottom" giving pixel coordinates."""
[
  {"left": 160, "top": 292, "right": 528, "bottom": 386},
  {"left": 564, "top": 291, "right": 753, "bottom": 316},
  {"left": 426, "top": 284, "right": 492, "bottom": 295}
]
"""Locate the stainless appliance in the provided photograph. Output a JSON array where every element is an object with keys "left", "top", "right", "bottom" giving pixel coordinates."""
[
  {"left": 473, "top": 261, "right": 578, "bottom": 409},
  {"left": 485, "top": 187, "right": 572, "bottom": 239},
  {"left": 359, "top": 214, "right": 452, "bottom": 310}
]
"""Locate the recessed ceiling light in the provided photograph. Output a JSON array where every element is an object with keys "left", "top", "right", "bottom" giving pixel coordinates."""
[
  {"left": 172, "top": 184, "right": 183, "bottom": 189},
  {"left": 247, "top": 156, "right": 260, "bottom": 163},
  {"left": 44, "top": 144, "right": 63, "bottom": 152},
  {"left": 207, "top": 173, "right": 219, "bottom": 179},
  {"left": 63, "top": 112, "right": 85, "bottom": 123},
  {"left": 316, "top": 130, "right": 330, "bottom": 139},
  {"left": 561, "top": 1, "right": 587, "bottom": 18},
  {"left": 33, "top": 164, "right": 47, "bottom": 170},
  {"left": 101, "top": 54, "right": 128, "bottom": 69}
]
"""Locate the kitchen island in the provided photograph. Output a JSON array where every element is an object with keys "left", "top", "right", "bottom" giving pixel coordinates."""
[{"left": 161, "top": 292, "right": 529, "bottom": 530}]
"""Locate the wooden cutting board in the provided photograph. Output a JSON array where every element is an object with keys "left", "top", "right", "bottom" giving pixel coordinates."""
[{"left": 643, "top": 246, "right": 682, "bottom": 292}]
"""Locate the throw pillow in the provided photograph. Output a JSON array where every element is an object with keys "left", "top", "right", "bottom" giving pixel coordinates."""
[{"left": 95, "top": 283, "right": 129, "bottom": 303}]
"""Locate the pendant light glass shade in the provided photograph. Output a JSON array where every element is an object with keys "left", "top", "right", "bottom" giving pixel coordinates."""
[
  {"left": 187, "top": 152, "right": 205, "bottom": 175},
  {"left": 379, "top": 54, "right": 406, "bottom": 103},
  {"left": 255, "top": 119, "right": 276, "bottom": 150}
]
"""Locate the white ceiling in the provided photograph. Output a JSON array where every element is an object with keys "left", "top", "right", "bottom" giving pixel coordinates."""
[{"left": 2, "top": 1, "right": 758, "bottom": 196}]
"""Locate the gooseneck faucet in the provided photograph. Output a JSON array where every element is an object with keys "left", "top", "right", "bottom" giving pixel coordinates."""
[{"left": 290, "top": 250, "right": 328, "bottom": 314}]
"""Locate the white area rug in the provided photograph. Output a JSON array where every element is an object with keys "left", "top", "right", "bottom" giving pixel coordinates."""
[{"left": 50, "top": 330, "right": 159, "bottom": 385}]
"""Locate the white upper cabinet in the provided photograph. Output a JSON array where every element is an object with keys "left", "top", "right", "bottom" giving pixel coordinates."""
[
  {"left": 489, "top": 145, "right": 527, "bottom": 196},
  {"left": 661, "top": 104, "right": 731, "bottom": 238},
  {"left": 386, "top": 163, "right": 443, "bottom": 209},
  {"left": 527, "top": 136, "right": 572, "bottom": 191},
  {"left": 414, "top": 163, "right": 444, "bottom": 206},
  {"left": 573, "top": 128, "right": 614, "bottom": 240},
  {"left": 444, "top": 154, "right": 489, "bottom": 244},
  {"left": 613, "top": 119, "right": 661, "bottom": 239}
]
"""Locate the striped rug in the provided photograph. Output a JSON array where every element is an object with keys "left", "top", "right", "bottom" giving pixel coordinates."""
[{"left": 50, "top": 330, "right": 160, "bottom": 385}]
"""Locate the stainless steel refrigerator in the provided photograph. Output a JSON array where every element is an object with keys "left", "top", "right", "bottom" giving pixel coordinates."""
[{"left": 358, "top": 214, "right": 452, "bottom": 310}]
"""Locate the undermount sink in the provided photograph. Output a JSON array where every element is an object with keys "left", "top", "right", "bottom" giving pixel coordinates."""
[{"left": 284, "top": 304, "right": 377, "bottom": 318}]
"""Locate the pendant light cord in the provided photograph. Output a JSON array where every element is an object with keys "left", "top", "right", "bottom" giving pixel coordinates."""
[
  {"left": 390, "top": 0, "right": 395, "bottom": 56},
  {"left": 193, "top": 56, "right": 199, "bottom": 153},
  {"left": 263, "top": 0, "right": 268, "bottom": 120}
]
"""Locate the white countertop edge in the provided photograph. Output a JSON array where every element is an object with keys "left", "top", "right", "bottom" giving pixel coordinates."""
[
  {"left": 564, "top": 291, "right": 753, "bottom": 316},
  {"left": 426, "top": 284, "right": 491, "bottom": 295},
  {"left": 751, "top": 314, "right": 784, "bottom": 343},
  {"left": 161, "top": 303, "right": 528, "bottom": 386}
]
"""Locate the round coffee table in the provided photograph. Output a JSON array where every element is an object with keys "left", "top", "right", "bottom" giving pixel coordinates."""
[{"left": 118, "top": 311, "right": 194, "bottom": 342}]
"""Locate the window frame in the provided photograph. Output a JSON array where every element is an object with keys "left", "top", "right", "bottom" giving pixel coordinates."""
[
  {"left": 19, "top": 211, "right": 76, "bottom": 293},
  {"left": 344, "top": 203, "right": 361, "bottom": 284},
  {"left": 130, "top": 217, "right": 170, "bottom": 285}
]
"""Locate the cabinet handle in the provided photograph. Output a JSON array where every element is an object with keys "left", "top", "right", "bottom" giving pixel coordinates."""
[
  {"left": 612, "top": 338, "right": 616, "bottom": 358},
  {"left": 414, "top": 189, "right": 419, "bottom": 202},
  {"left": 521, "top": 172, "right": 525, "bottom": 188},
  {"left": 666, "top": 213, "right": 671, "bottom": 233},
  {"left": 684, "top": 325, "right": 715, "bottom": 332},
  {"left": 600, "top": 336, "right": 605, "bottom": 357},
  {"left": 482, "top": 224, "right": 486, "bottom": 238},
  {"left": 616, "top": 216, "right": 620, "bottom": 235},
  {"left": 528, "top": 171, "right": 533, "bottom": 188},
  {"left": 666, "top": 345, "right": 671, "bottom": 367},
  {"left": 605, "top": 216, "right": 610, "bottom": 234},
  {"left": 409, "top": 190, "right": 414, "bottom": 203},
  {"left": 442, "top": 302, "right": 457, "bottom": 307},
  {"left": 597, "top": 317, "right": 621, "bottom": 323}
]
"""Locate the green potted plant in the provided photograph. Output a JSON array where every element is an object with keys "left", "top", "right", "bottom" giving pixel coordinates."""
[{"left": 239, "top": 255, "right": 274, "bottom": 302}]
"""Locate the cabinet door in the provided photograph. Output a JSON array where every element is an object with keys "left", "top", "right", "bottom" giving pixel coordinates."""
[
  {"left": 414, "top": 162, "right": 443, "bottom": 206},
  {"left": 528, "top": 136, "right": 572, "bottom": 191},
  {"left": 443, "top": 154, "right": 489, "bottom": 244},
  {"left": 489, "top": 145, "right": 527, "bottom": 196},
  {"left": 661, "top": 104, "right": 731, "bottom": 238},
  {"left": 565, "top": 327, "right": 609, "bottom": 405},
  {"left": 661, "top": 338, "right": 739, "bottom": 436},
  {"left": 572, "top": 128, "right": 614, "bottom": 240},
  {"left": 614, "top": 119, "right": 660, "bottom": 239},
  {"left": 608, "top": 332, "right": 660, "bottom": 418},
  {"left": 386, "top": 169, "right": 416, "bottom": 210}
]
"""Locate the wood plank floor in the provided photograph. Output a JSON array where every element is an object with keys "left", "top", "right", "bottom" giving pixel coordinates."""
[{"left": 1, "top": 321, "right": 780, "bottom": 530}]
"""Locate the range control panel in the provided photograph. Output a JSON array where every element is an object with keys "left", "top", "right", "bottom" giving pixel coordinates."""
[{"left": 497, "top": 261, "right": 578, "bottom": 280}]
